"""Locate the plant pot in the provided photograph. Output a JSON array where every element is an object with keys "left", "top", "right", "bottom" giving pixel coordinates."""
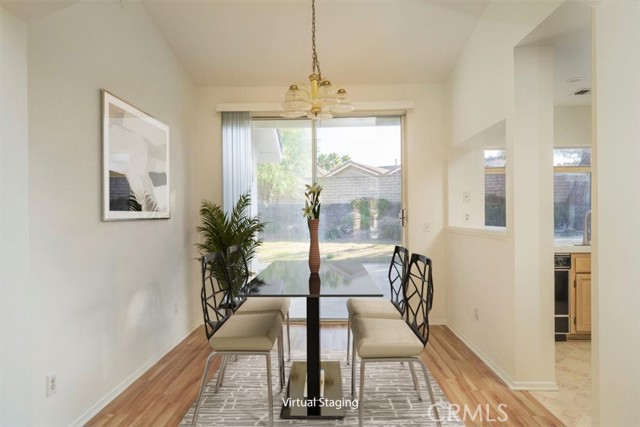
[{"left": 308, "top": 218, "right": 321, "bottom": 273}]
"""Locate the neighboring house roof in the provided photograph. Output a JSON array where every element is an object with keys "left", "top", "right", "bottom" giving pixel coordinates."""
[
  {"left": 380, "top": 165, "right": 401, "bottom": 175},
  {"left": 324, "top": 161, "right": 398, "bottom": 178}
]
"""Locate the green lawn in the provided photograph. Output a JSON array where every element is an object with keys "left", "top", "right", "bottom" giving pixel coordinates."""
[{"left": 257, "top": 241, "right": 395, "bottom": 265}]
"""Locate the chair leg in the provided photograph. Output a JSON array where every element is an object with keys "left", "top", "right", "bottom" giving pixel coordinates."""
[
  {"left": 191, "top": 352, "right": 217, "bottom": 427},
  {"left": 219, "top": 355, "right": 228, "bottom": 388},
  {"left": 351, "top": 339, "right": 357, "bottom": 397},
  {"left": 346, "top": 316, "right": 351, "bottom": 365},
  {"left": 278, "top": 330, "right": 285, "bottom": 391},
  {"left": 407, "top": 360, "right": 417, "bottom": 389},
  {"left": 419, "top": 360, "right": 441, "bottom": 427},
  {"left": 409, "top": 361, "right": 422, "bottom": 400},
  {"left": 282, "top": 336, "right": 286, "bottom": 389},
  {"left": 214, "top": 355, "right": 228, "bottom": 393},
  {"left": 266, "top": 353, "right": 274, "bottom": 426},
  {"left": 286, "top": 311, "right": 291, "bottom": 362},
  {"left": 358, "top": 360, "right": 365, "bottom": 427}
]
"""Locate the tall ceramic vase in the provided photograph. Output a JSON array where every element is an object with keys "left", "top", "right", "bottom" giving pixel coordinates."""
[{"left": 308, "top": 219, "right": 321, "bottom": 273}]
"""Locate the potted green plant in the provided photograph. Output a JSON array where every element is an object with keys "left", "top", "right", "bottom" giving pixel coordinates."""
[{"left": 195, "top": 193, "right": 265, "bottom": 297}]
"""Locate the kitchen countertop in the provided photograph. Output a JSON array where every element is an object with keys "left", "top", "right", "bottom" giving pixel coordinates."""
[{"left": 554, "top": 244, "right": 591, "bottom": 253}]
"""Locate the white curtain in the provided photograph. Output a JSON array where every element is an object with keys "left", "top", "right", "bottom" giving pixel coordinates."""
[{"left": 222, "top": 112, "right": 252, "bottom": 214}]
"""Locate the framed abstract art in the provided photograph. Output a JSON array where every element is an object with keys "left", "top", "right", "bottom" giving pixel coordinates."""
[{"left": 101, "top": 90, "right": 170, "bottom": 220}]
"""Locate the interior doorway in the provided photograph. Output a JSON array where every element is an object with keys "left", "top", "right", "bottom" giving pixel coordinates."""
[{"left": 516, "top": 3, "right": 594, "bottom": 426}]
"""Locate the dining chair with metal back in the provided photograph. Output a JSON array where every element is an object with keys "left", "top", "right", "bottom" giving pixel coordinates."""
[
  {"left": 227, "top": 244, "right": 291, "bottom": 361},
  {"left": 191, "top": 251, "right": 284, "bottom": 427},
  {"left": 350, "top": 253, "right": 441, "bottom": 427},
  {"left": 346, "top": 245, "right": 410, "bottom": 364}
]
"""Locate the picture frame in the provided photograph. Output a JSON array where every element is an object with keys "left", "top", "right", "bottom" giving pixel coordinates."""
[{"left": 101, "top": 90, "right": 170, "bottom": 221}]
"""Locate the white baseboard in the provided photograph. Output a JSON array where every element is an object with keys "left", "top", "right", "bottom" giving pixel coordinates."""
[
  {"left": 70, "top": 322, "right": 202, "bottom": 426},
  {"left": 511, "top": 380, "right": 558, "bottom": 391},
  {"left": 445, "top": 324, "right": 558, "bottom": 392}
]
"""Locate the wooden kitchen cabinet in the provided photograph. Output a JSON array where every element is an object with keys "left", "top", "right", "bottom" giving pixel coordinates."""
[{"left": 570, "top": 253, "right": 591, "bottom": 336}]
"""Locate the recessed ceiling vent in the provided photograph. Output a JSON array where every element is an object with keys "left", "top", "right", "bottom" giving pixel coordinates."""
[{"left": 573, "top": 88, "right": 591, "bottom": 96}]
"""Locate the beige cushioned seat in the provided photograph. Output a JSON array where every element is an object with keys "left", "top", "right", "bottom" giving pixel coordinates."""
[
  {"left": 209, "top": 312, "right": 282, "bottom": 352},
  {"left": 347, "top": 298, "right": 402, "bottom": 320},
  {"left": 352, "top": 317, "right": 423, "bottom": 358},
  {"left": 235, "top": 297, "right": 290, "bottom": 320}
]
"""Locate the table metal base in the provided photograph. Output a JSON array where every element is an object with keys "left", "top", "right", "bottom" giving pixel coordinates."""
[{"left": 280, "top": 361, "right": 345, "bottom": 419}]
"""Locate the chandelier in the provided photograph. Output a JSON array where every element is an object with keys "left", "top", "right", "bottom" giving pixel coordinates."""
[{"left": 281, "top": 0, "right": 354, "bottom": 120}]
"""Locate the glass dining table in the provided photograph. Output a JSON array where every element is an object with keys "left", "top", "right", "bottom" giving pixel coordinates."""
[{"left": 246, "top": 260, "right": 383, "bottom": 419}]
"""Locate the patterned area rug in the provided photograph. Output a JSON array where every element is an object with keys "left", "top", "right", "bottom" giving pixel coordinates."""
[{"left": 181, "top": 351, "right": 464, "bottom": 427}]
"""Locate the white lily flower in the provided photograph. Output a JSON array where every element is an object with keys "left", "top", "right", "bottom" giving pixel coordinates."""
[{"left": 302, "top": 182, "right": 322, "bottom": 219}]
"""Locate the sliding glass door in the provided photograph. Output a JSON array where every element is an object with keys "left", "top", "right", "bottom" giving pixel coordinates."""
[
  {"left": 252, "top": 120, "right": 312, "bottom": 269},
  {"left": 251, "top": 116, "right": 403, "bottom": 318},
  {"left": 316, "top": 117, "right": 402, "bottom": 262}
]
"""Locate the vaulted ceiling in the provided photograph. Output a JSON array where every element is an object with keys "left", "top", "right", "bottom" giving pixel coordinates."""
[
  {"left": 3, "top": 0, "right": 592, "bottom": 102},
  {"left": 140, "top": 0, "right": 490, "bottom": 86}
]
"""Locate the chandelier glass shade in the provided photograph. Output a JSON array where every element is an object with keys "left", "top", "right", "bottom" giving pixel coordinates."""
[{"left": 281, "top": 0, "right": 354, "bottom": 120}]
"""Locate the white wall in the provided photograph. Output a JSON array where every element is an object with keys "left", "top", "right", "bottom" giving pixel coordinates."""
[
  {"left": 446, "top": 230, "right": 515, "bottom": 378},
  {"left": 448, "top": 146, "right": 485, "bottom": 228},
  {"left": 448, "top": 120, "right": 506, "bottom": 229},
  {"left": 446, "top": 0, "right": 561, "bottom": 387},
  {"left": 26, "top": 1, "right": 198, "bottom": 424},
  {"left": 450, "top": 0, "right": 563, "bottom": 146},
  {"left": 512, "top": 45, "right": 555, "bottom": 387},
  {"left": 592, "top": 2, "right": 640, "bottom": 425},
  {"left": 0, "top": 7, "right": 31, "bottom": 425},
  {"left": 196, "top": 83, "right": 449, "bottom": 323},
  {"left": 554, "top": 105, "right": 591, "bottom": 147}
]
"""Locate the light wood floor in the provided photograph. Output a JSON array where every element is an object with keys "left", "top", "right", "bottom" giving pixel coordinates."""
[{"left": 87, "top": 324, "right": 563, "bottom": 427}]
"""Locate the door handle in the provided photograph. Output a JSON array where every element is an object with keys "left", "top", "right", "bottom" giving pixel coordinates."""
[{"left": 399, "top": 208, "right": 407, "bottom": 227}]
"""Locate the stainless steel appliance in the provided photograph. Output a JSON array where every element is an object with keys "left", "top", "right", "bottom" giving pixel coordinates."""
[{"left": 554, "top": 253, "right": 571, "bottom": 341}]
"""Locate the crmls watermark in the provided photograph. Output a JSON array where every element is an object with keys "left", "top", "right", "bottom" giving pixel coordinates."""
[
  {"left": 282, "top": 397, "right": 359, "bottom": 410},
  {"left": 428, "top": 402, "right": 509, "bottom": 423}
]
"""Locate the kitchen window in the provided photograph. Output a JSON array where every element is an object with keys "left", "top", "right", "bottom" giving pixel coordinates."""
[
  {"left": 554, "top": 148, "right": 591, "bottom": 242},
  {"left": 483, "top": 147, "right": 592, "bottom": 236}
]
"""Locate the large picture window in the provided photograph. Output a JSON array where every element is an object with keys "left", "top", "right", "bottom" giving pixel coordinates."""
[{"left": 248, "top": 116, "right": 404, "bottom": 319}]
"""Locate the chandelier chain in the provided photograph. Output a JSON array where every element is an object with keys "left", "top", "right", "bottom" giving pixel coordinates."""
[
  {"left": 311, "top": 0, "right": 321, "bottom": 78},
  {"left": 281, "top": 0, "right": 354, "bottom": 119}
]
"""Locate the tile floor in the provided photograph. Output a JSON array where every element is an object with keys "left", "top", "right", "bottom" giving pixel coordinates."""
[{"left": 532, "top": 340, "right": 591, "bottom": 427}]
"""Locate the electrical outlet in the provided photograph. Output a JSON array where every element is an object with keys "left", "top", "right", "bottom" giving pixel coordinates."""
[
  {"left": 46, "top": 373, "right": 57, "bottom": 397},
  {"left": 463, "top": 191, "right": 471, "bottom": 203},
  {"left": 465, "top": 213, "right": 470, "bottom": 222},
  {"left": 423, "top": 223, "right": 431, "bottom": 232},
  {"left": 474, "top": 308, "right": 480, "bottom": 321}
]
